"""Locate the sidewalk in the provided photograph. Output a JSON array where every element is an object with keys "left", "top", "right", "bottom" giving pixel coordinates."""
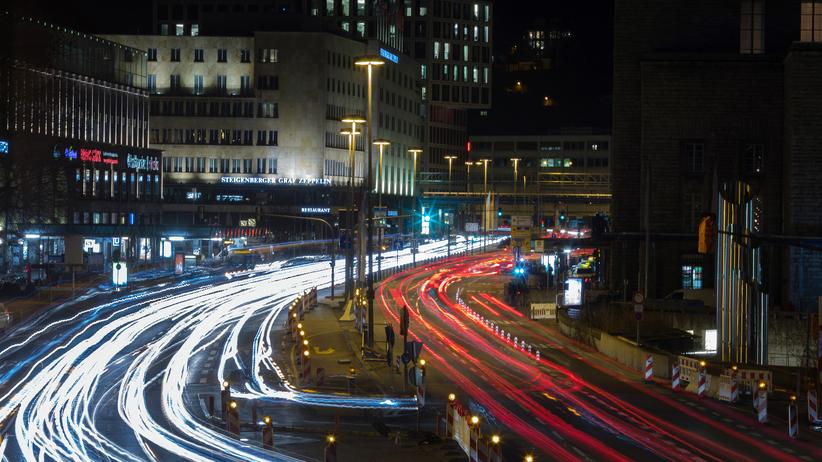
[{"left": 283, "top": 290, "right": 410, "bottom": 396}]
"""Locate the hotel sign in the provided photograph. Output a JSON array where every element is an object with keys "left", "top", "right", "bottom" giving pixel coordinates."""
[{"left": 220, "top": 176, "right": 331, "bottom": 186}]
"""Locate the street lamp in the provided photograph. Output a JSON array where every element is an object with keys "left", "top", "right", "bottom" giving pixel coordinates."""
[
  {"left": 373, "top": 139, "right": 391, "bottom": 207},
  {"left": 444, "top": 155, "right": 458, "bottom": 257},
  {"left": 341, "top": 116, "right": 365, "bottom": 301},
  {"left": 354, "top": 55, "right": 385, "bottom": 349},
  {"left": 408, "top": 147, "right": 423, "bottom": 267},
  {"left": 373, "top": 139, "right": 390, "bottom": 276},
  {"left": 480, "top": 159, "right": 491, "bottom": 251},
  {"left": 510, "top": 157, "right": 521, "bottom": 196}
]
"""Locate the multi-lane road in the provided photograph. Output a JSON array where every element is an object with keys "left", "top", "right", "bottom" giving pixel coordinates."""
[
  {"left": 0, "top": 238, "right": 470, "bottom": 462},
  {"left": 377, "top": 252, "right": 822, "bottom": 462}
]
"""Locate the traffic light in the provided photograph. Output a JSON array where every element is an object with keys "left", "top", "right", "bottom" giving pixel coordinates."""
[
  {"left": 697, "top": 213, "right": 716, "bottom": 254},
  {"left": 559, "top": 212, "right": 567, "bottom": 222},
  {"left": 497, "top": 207, "right": 503, "bottom": 217}
]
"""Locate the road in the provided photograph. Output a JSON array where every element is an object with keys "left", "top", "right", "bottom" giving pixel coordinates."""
[
  {"left": 0, "top": 237, "right": 479, "bottom": 462},
  {"left": 376, "top": 252, "right": 822, "bottom": 462}
]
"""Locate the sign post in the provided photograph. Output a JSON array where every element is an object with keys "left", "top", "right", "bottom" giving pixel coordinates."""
[{"left": 633, "top": 292, "right": 645, "bottom": 345}]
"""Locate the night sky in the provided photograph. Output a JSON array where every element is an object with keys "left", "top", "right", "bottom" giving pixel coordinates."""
[{"left": 8, "top": 0, "right": 614, "bottom": 131}]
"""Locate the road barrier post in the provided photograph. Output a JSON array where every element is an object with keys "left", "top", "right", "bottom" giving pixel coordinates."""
[
  {"left": 227, "top": 401, "right": 240, "bottom": 435},
  {"left": 789, "top": 396, "right": 799, "bottom": 438},
  {"left": 207, "top": 395, "right": 215, "bottom": 417},
  {"left": 301, "top": 350, "right": 312, "bottom": 386},
  {"left": 220, "top": 381, "right": 231, "bottom": 420},
  {"left": 730, "top": 366, "right": 739, "bottom": 402},
  {"left": 446, "top": 393, "right": 456, "bottom": 438},
  {"left": 317, "top": 367, "right": 325, "bottom": 386},
  {"left": 757, "top": 383, "right": 768, "bottom": 424},
  {"left": 697, "top": 361, "right": 707, "bottom": 398},
  {"left": 644, "top": 354, "right": 654, "bottom": 382},
  {"left": 324, "top": 435, "right": 337, "bottom": 462},
  {"left": 262, "top": 416, "right": 274, "bottom": 449},
  {"left": 809, "top": 390, "right": 819, "bottom": 423},
  {"left": 672, "top": 361, "right": 681, "bottom": 392},
  {"left": 251, "top": 406, "right": 257, "bottom": 428}
]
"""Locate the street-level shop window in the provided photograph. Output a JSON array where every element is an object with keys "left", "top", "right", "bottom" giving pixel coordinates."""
[{"left": 682, "top": 265, "right": 703, "bottom": 289}]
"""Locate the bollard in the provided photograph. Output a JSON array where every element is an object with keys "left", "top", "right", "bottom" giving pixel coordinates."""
[
  {"left": 227, "top": 401, "right": 240, "bottom": 435},
  {"left": 644, "top": 354, "right": 654, "bottom": 382},
  {"left": 207, "top": 395, "right": 215, "bottom": 417},
  {"left": 262, "top": 416, "right": 274, "bottom": 449},
  {"left": 220, "top": 381, "right": 231, "bottom": 419},
  {"left": 757, "top": 384, "right": 768, "bottom": 424},
  {"left": 324, "top": 435, "right": 337, "bottom": 462},
  {"left": 671, "top": 361, "right": 680, "bottom": 392},
  {"left": 730, "top": 366, "right": 739, "bottom": 403},
  {"left": 697, "top": 361, "right": 707, "bottom": 398},
  {"left": 788, "top": 396, "right": 799, "bottom": 438}
]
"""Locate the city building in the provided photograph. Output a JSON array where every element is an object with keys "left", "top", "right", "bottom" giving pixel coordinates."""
[
  {"left": 145, "top": 0, "right": 493, "bottom": 190},
  {"left": 102, "top": 31, "right": 423, "bottom": 238},
  {"left": 0, "top": 12, "right": 164, "bottom": 277},
  {"left": 451, "top": 131, "right": 610, "bottom": 236},
  {"left": 612, "top": 1, "right": 822, "bottom": 360}
]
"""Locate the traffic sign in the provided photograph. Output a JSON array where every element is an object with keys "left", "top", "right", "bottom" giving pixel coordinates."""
[{"left": 633, "top": 292, "right": 645, "bottom": 304}]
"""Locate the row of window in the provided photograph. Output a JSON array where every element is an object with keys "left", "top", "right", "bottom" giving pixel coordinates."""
[
  {"left": 683, "top": 142, "right": 764, "bottom": 175},
  {"left": 147, "top": 47, "right": 277, "bottom": 64},
  {"left": 72, "top": 211, "right": 154, "bottom": 226},
  {"left": 538, "top": 158, "right": 609, "bottom": 169},
  {"left": 150, "top": 128, "right": 278, "bottom": 146},
  {"left": 739, "top": 1, "right": 822, "bottom": 54},
  {"left": 75, "top": 168, "right": 160, "bottom": 202},
  {"left": 147, "top": 74, "right": 276, "bottom": 94},
  {"left": 473, "top": 140, "right": 609, "bottom": 152},
  {"left": 429, "top": 84, "right": 489, "bottom": 104},
  {"left": 429, "top": 63, "right": 489, "bottom": 84},
  {"left": 150, "top": 100, "right": 278, "bottom": 118},
  {"left": 378, "top": 113, "right": 424, "bottom": 140},
  {"left": 162, "top": 156, "right": 279, "bottom": 174}
]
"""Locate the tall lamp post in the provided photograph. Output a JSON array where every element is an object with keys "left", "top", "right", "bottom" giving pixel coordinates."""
[
  {"left": 465, "top": 161, "right": 477, "bottom": 252},
  {"left": 408, "top": 147, "right": 422, "bottom": 267},
  {"left": 354, "top": 56, "right": 384, "bottom": 349},
  {"left": 341, "top": 116, "right": 365, "bottom": 300},
  {"left": 480, "top": 159, "right": 491, "bottom": 251},
  {"left": 373, "top": 139, "right": 390, "bottom": 276},
  {"left": 444, "top": 155, "right": 457, "bottom": 257}
]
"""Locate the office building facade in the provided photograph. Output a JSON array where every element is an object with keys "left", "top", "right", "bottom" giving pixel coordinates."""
[
  {"left": 0, "top": 13, "right": 163, "bottom": 275},
  {"left": 613, "top": 0, "right": 822, "bottom": 316},
  {"left": 104, "top": 31, "right": 423, "bottom": 236}
]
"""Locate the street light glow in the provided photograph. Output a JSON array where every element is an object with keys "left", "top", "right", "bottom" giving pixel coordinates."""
[{"left": 354, "top": 56, "right": 385, "bottom": 66}]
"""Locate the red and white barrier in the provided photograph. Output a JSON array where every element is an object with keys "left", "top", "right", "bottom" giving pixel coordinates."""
[
  {"left": 809, "top": 390, "right": 819, "bottom": 423},
  {"left": 469, "top": 421, "right": 480, "bottom": 462},
  {"left": 671, "top": 361, "right": 681, "bottom": 391},
  {"left": 644, "top": 354, "right": 654, "bottom": 382},
  {"left": 788, "top": 399, "right": 799, "bottom": 438},
  {"left": 757, "top": 389, "right": 768, "bottom": 424},
  {"left": 300, "top": 351, "right": 312, "bottom": 385},
  {"left": 697, "top": 365, "right": 707, "bottom": 398}
]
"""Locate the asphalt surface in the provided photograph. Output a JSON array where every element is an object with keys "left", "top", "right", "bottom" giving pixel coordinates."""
[
  {"left": 0, "top": 238, "right": 479, "bottom": 462},
  {"left": 375, "top": 252, "right": 822, "bottom": 462}
]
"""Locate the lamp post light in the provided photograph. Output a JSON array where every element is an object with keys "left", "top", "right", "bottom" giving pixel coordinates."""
[
  {"left": 510, "top": 157, "right": 521, "bottom": 197},
  {"left": 480, "top": 159, "right": 491, "bottom": 251},
  {"left": 444, "top": 155, "right": 457, "bottom": 257},
  {"left": 373, "top": 139, "right": 390, "bottom": 277},
  {"left": 408, "top": 147, "right": 422, "bottom": 267},
  {"left": 340, "top": 117, "right": 364, "bottom": 301},
  {"left": 354, "top": 56, "right": 385, "bottom": 349}
]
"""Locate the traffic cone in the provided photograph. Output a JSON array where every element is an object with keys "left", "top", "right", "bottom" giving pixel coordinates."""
[
  {"left": 671, "top": 361, "right": 681, "bottom": 392},
  {"left": 809, "top": 390, "right": 819, "bottom": 423},
  {"left": 644, "top": 354, "right": 654, "bottom": 382}
]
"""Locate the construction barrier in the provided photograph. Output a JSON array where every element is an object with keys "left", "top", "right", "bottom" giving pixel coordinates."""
[
  {"left": 469, "top": 422, "right": 480, "bottom": 462},
  {"left": 678, "top": 356, "right": 701, "bottom": 384},
  {"left": 808, "top": 390, "right": 819, "bottom": 423},
  {"left": 789, "top": 399, "right": 799, "bottom": 438},
  {"left": 446, "top": 401, "right": 455, "bottom": 438},
  {"left": 717, "top": 372, "right": 734, "bottom": 402},
  {"left": 757, "top": 389, "right": 768, "bottom": 424},
  {"left": 671, "top": 361, "right": 681, "bottom": 391},
  {"left": 227, "top": 404, "right": 240, "bottom": 435},
  {"left": 738, "top": 369, "right": 772, "bottom": 393},
  {"left": 644, "top": 354, "right": 654, "bottom": 382},
  {"left": 262, "top": 419, "right": 274, "bottom": 449}
]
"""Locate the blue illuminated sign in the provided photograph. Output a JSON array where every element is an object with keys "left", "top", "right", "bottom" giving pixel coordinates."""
[
  {"left": 379, "top": 48, "right": 399, "bottom": 64},
  {"left": 0, "top": 140, "right": 8, "bottom": 154}
]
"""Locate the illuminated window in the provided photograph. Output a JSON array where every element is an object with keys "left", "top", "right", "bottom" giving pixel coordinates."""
[
  {"left": 175, "top": 24, "right": 184, "bottom": 36},
  {"left": 191, "top": 24, "right": 199, "bottom": 36},
  {"left": 681, "top": 265, "right": 703, "bottom": 289},
  {"left": 740, "top": 1, "right": 764, "bottom": 54},
  {"left": 433, "top": 41, "right": 440, "bottom": 59},
  {"left": 704, "top": 329, "right": 717, "bottom": 351},
  {"left": 802, "top": 1, "right": 822, "bottom": 41},
  {"left": 444, "top": 42, "right": 450, "bottom": 60}
]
